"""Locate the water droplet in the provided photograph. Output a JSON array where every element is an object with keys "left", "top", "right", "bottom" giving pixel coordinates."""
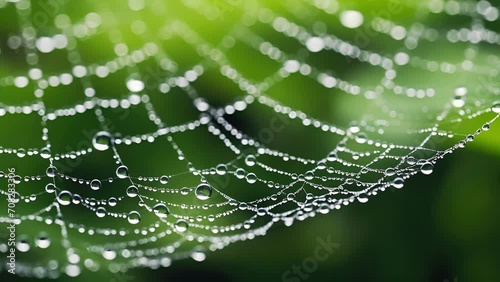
[
  {"left": 116, "top": 165, "right": 129, "bottom": 179},
  {"left": 16, "top": 239, "right": 30, "bottom": 252},
  {"left": 108, "top": 197, "right": 117, "bottom": 206},
  {"left": 35, "top": 234, "right": 51, "bottom": 249},
  {"left": 126, "top": 185, "right": 139, "bottom": 197},
  {"left": 482, "top": 123, "right": 490, "bottom": 131},
  {"left": 57, "top": 190, "right": 72, "bottom": 205},
  {"left": 392, "top": 177, "right": 404, "bottom": 189},
  {"left": 235, "top": 168, "right": 246, "bottom": 179},
  {"left": 96, "top": 207, "right": 106, "bottom": 218},
  {"left": 92, "top": 131, "right": 113, "bottom": 151},
  {"left": 216, "top": 164, "right": 227, "bottom": 175},
  {"left": 46, "top": 166, "right": 57, "bottom": 177},
  {"left": 420, "top": 163, "right": 434, "bottom": 175},
  {"left": 357, "top": 193, "right": 369, "bottom": 203},
  {"left": 327, "top": 152, "right": 337, "bottom": 162},
  {"left": 160, "top": 175, "right": 169, "bottom": 184},
  {"left": 492, "top": 101, "right": 500, "bottom": 113},
  {"left": 127, "top": 211, "right": 141, "bottom": 224},
  {"left": 40, "top": 147, "right": 51, "bottom": 159},
  {"left": 175, "top": 220, "right": 189, "bottom": 232},
  {"left": 102, "top": 249, "right": 117, "bottom": 260},
  {"left": 45, "top": 183, "right": 56, "bottom": 193},
  {"left": 245, "top": 155, "right": 256, "bottom": 166},
  {"left": 384, "top": 168, "right": 396, "bottom": 176},
  {"left": 153, "top": 203, "right": 170, "bottom": 218},
  {"left": 195, "top": 183, "right": 212, "bottom": 200},
  {"left": 90, "top": 179, "right": 101, "bottom": 190},
  {"left": 406, "top": 156, "right": 416, "bottom": 165},
  {"left": 246, "top": 173, "right": 257, "bottom": 184},
  {"left": 16, "top": 148, "right": 26, "bottom": 158}
]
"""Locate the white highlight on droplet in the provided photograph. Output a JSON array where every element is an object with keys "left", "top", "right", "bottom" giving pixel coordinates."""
[{"left": 340, "top": 10, "right": 364, "bottom": 29}]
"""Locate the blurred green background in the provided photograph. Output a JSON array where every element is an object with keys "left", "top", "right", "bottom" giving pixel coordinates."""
[{"left": 1, "top": 0, "right": 499, "bottom": 281}]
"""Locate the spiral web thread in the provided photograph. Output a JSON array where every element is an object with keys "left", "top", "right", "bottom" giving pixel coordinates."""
[{"left": 0, "top": 0, "right": 499, "bottom": 278}]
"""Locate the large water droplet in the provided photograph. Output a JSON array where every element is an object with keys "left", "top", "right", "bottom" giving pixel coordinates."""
[
  {"left": 45, "top": 183, "right": 56, "bottom": 193},
  {"left": 159, "top": 175, "right": 169, "bottom": 184},
  {"left": 195, "top": 183, "right": 212, "bottom": 200},
  {"left": 40, "top": 147, "right": 51, "bottom": 159},
  {"left": 116, "top": 165, "right": 129, "bottom": 179},
  {"left": 175, "top": 220, "right": 189, "bottom": 232},
  {"left": 357, "top": 193, "right": 369, "bottom": 203},
  {"left": 245, "top": 155, "right": 256, "bottom": 166},
  {"left": 392, "top": 177, "right": 404, "bottom": 189},
  {"left": 126, "top": 185, "right": 139, "bottom": 197},
  {"left": 96, "top": 207, "right": 106, "bottom": 218},
  {"left": 246, "top": 173, "right": 257, "bottom": 184},
  {"left": 92, "top": 131, "right": 113, "bottom": 151},
  {"left": 46, "top": 166, "right": 57, "bottom": 177},
  {"left": 57, "top": 190, "right": 72, "bottom": 205},
  {"left": 420, "top": 163, "right": 434, "bottom": 175},
  {"left": 127, "top": 211, "right": 141, "bottom": 224},
  {"left": 153, "top": 203, "right": 170, "bottom": 218},
  {"left": 90, "top": 179, "right": 101, "bottom": 191}
]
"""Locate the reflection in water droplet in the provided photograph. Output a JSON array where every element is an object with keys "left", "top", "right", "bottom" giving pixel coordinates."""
[
  {"left": 126, "top": 185, "right": 139, "bottom": 197},
  {"left": 116, "top": 165, "right": 129, "bottom": 179},
  {"left": 90, "top": 179, "right": 101, "bottom": 190},
  {"left": 57, "top": 190, "right": 72, "bottom": 205},
  {"left": 195, "top": 183, "right": 212, "bottom": 200},
  {"left": 153, "top": 203, "right": 170, "bottom": 218},
  {"left": 96, "top": 207, "right": 106, "bottom": 218},
  {"left": 92, "top": 131, "right": 113, "bottom": 151},
  {"left": 420, "top": 163, "right": 434, "bottom": 175},
  {"left": 175, "top": 220, "right": 189, "bottom": 232},
  {"left": 127, "top": 211, "right": 141, "bottom": 224},
  {"left": 160, "top": 175, "right": 169, "bottom": 184}
]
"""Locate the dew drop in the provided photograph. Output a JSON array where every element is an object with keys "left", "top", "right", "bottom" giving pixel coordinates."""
[
  {"left": 175, "top": 220, "right": 189, "bottom": 232},
  {"left": 159, "top": 175, "right": 169, "bottom": 184},
  {"left": 108, "top": 197, "right": 117, "bottom": 206},
  {"left": 245, "top": 155, "right": 256, "bottom": 166},
  {"left": 216, "top": 164, "right": 227, "bottom": 175},
  {"left": 16, "top": 239, "right": 30, "bottom": 252},
  {"left": 357, "top": 193, "right": 369, "bottom": 203},
  {"left": 420, "top": 163, "right": 434, "bottom": 175},
  {"left": 126, "top": 185, "right": 139, "bottom": 198},
  {"left": 384, "top": 168, "right": 396, "bottom": 176},
  {"left": 102, "top": 249, "right": 117, "bottom": 260},
  {"left": 195, "top": 183, "right": 213, "bottom": 200},
  {"left": 116, "top": 165, "right": 129, "bottom": 179},
  {"left": 57, "top": 190, "right": 73, "bottom": 205},
  {"left": 90, "top": 179, "right": 101, "bottom": 191},
  {"left": 35, "top": 234, "right": 51, "bottom": 249},
  {"left": 392, "top": 177, "right": 404, "bottom": 189},
  {"left": 92, "top": 131, "right": 113, "bottom": 151},
  {"left": 46, "top": 165, "right": 58, "bottom": 177},
  {"left": 127, "top": 211, "right": 141, "bottom": 224},
  {"left": 246, "top": 173, "right": 257, "bottom": 184},
  {"left": 45, "top": 183, "right": 56, "bottom": 193},
  {"left": 153, "top": 203, "right": 170, "bottom": 218},
  {"left": 96, "top": 207, "right": 106, "bottom": 218},
  {"left": 40, "top": 147, "right": 51, "bottom": 159}
]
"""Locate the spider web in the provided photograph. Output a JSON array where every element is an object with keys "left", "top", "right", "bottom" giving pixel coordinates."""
[{"left": 0, "top": 0, "right": 499, "bottom": 278}]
